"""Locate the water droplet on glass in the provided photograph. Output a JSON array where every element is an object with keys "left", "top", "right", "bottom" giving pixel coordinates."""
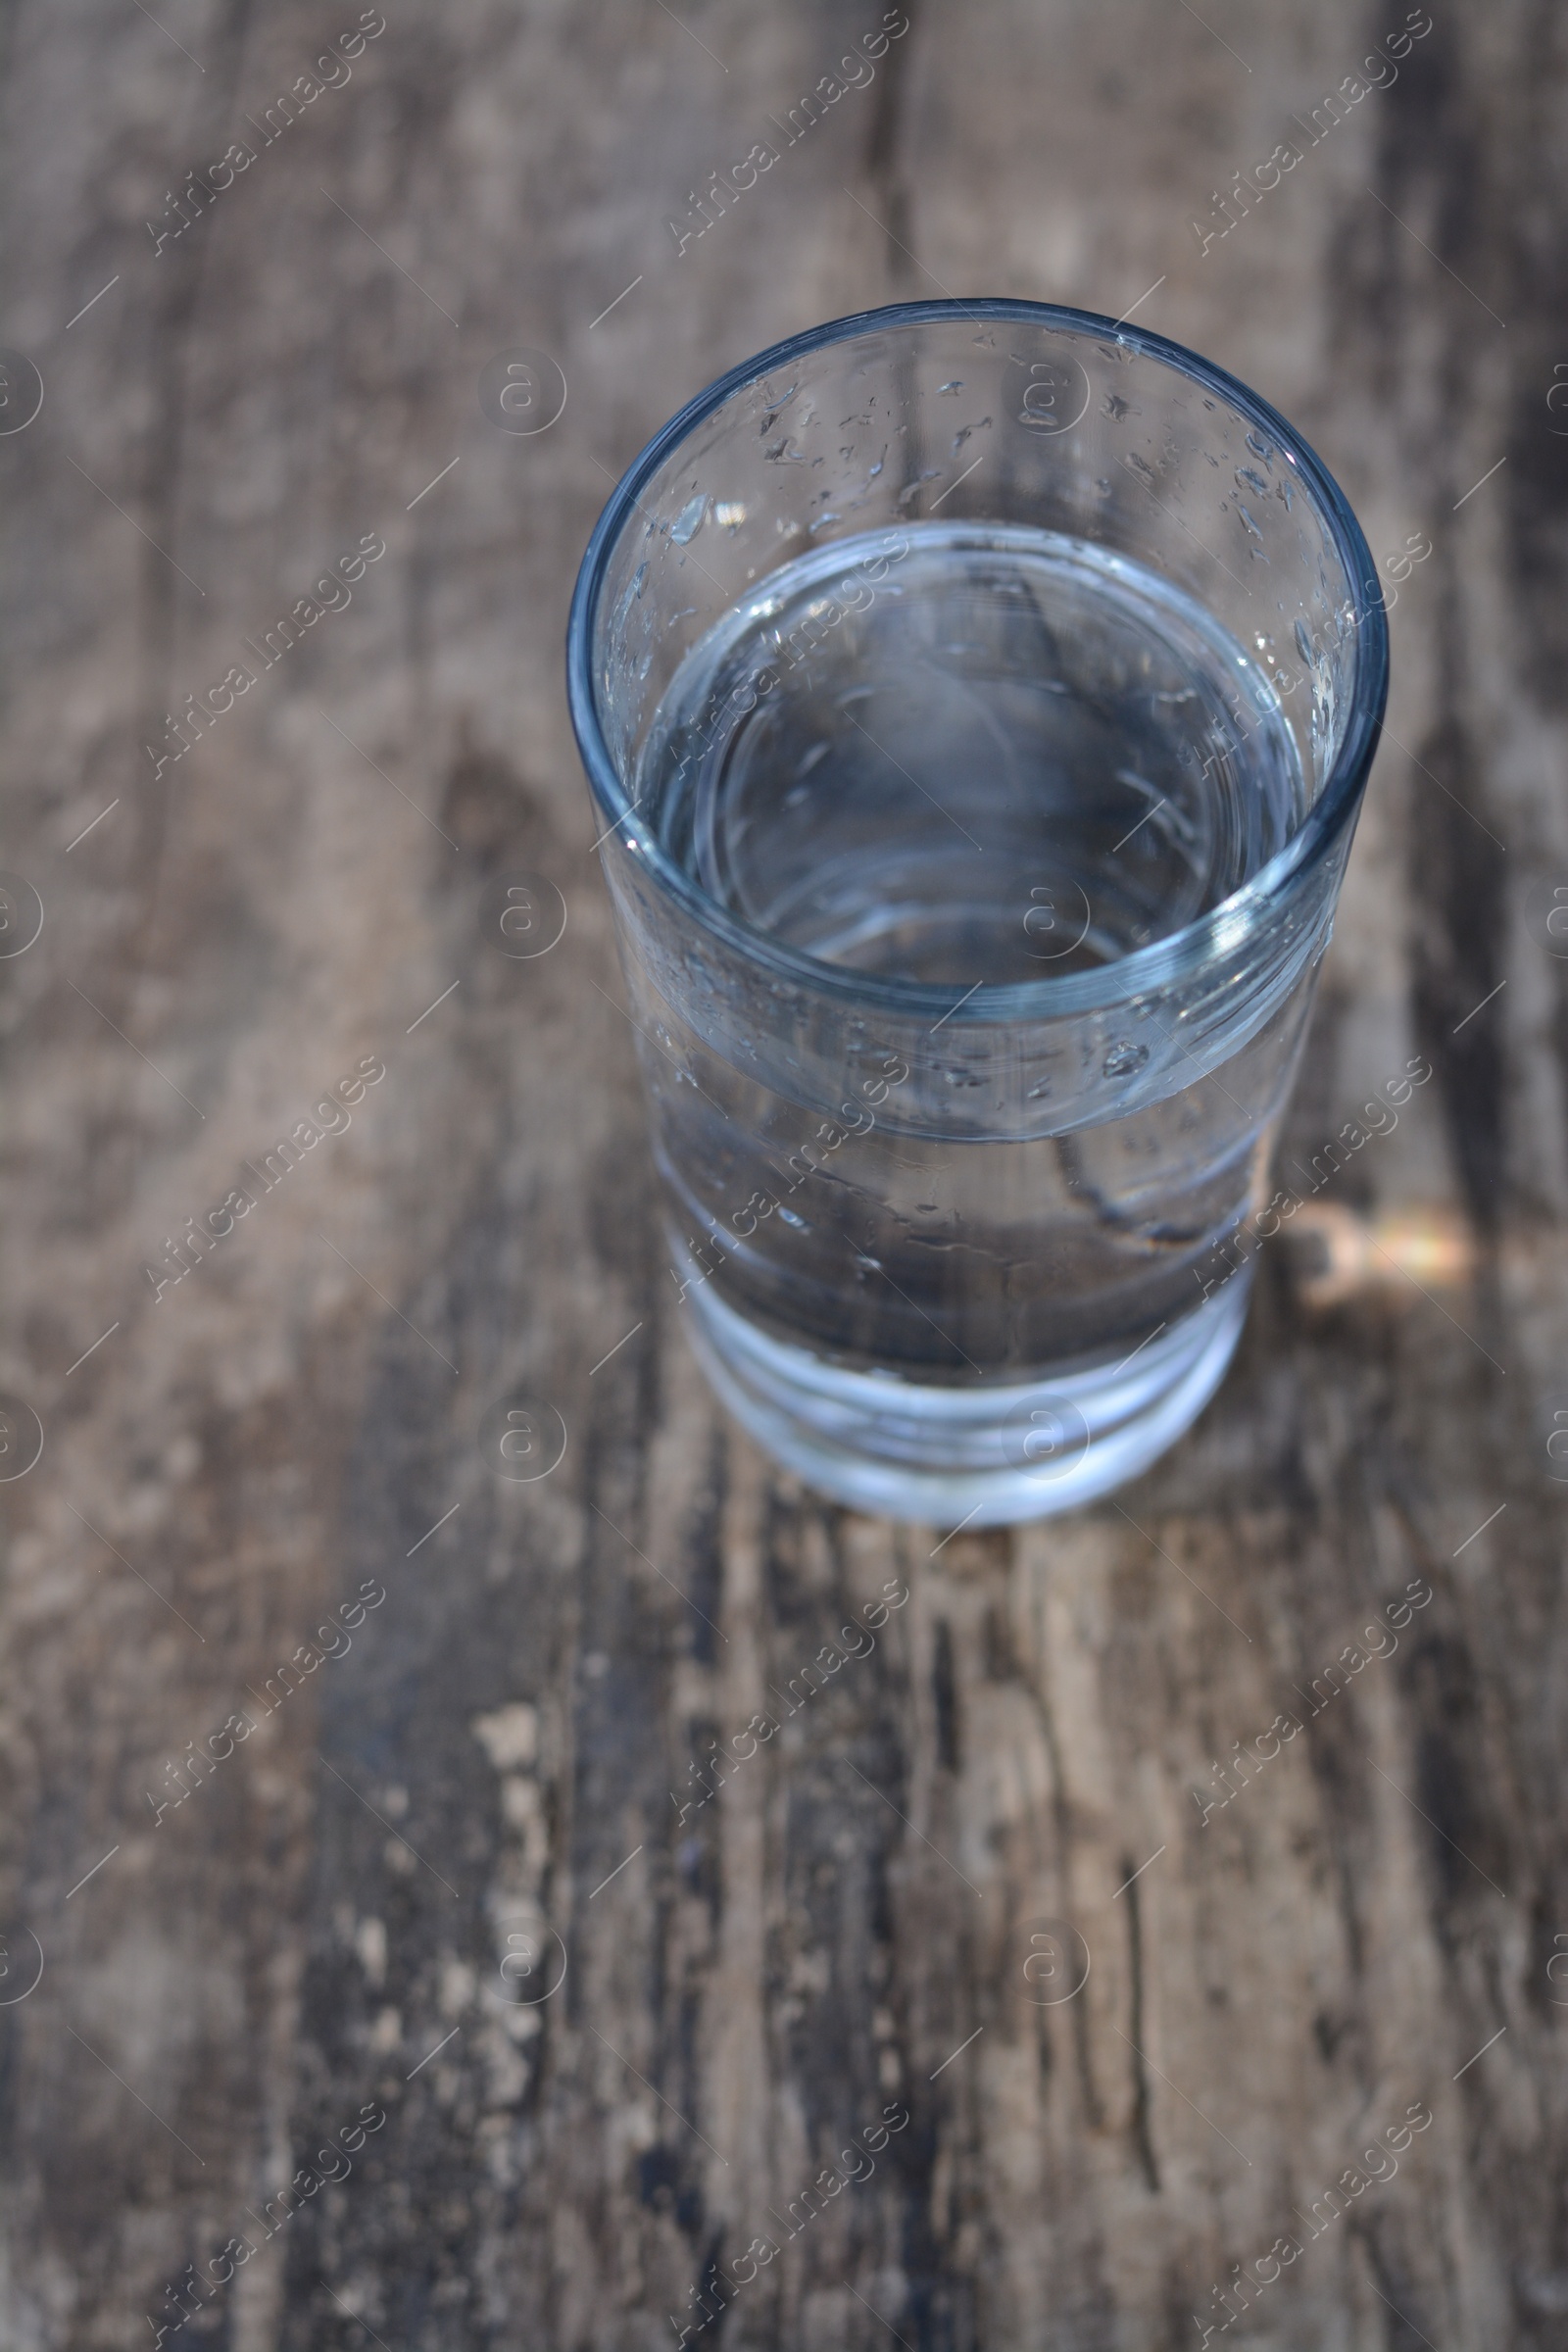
[
  {"left": 1102, "top": 1041, "right": 1150, "bottom": 1078},
  {"left": 611, "top": 563, "right": 649, "bottom": 646},
  {"left": 758, "top": 382, "right": 798, "bottom": 434},
  {"left": 670, "top": 495, "right": 707, "bottom": 545}
]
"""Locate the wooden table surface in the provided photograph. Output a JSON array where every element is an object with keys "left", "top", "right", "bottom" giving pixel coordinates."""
[{"left": 3, "top": 2, "right": 1565, "bottom": 2345}]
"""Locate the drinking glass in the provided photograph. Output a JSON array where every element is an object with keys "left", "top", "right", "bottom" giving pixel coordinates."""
[{"left": 566, "top": 299, "right": 1387, "bottom": 1525}]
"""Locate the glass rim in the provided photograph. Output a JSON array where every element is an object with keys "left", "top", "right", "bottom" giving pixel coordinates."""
[{"left": 565, "top": 296, "right": 1389, "bottom": 1022}]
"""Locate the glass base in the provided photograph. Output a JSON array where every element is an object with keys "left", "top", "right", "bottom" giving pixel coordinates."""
[{"left": 682, "top": 1274, "right": 1252, "bottom": 1527}]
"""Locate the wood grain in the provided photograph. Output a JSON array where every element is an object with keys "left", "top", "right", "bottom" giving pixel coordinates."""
[{"left": 1, "top": 1, "right": 1565, "bottom": 2345}]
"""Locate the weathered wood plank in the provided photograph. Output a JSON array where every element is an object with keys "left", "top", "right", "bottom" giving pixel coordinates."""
[{"left": 1, "top": 1, "right": 1565, "bottom": 2346}]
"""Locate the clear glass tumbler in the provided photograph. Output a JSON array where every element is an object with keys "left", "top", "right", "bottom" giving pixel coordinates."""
[{"left": 566, "top": 300, "right": 1387, "bottom": 1525}]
